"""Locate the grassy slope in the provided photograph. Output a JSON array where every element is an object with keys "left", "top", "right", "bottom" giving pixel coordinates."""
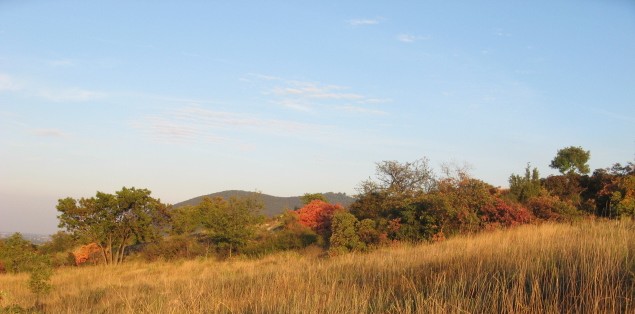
[{"left": 1, "top": 221, "right": 634, "bottom": 313}]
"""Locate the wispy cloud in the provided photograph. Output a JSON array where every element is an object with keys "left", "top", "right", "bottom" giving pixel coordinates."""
[
  {"left": 273, "top": 99, "right": 313, "bottom": 112},
  {"left": 335, "top": 105, "right": 387, "bottom": 115},
  {"left": 134, "top": 106, "right": 333, "bottom": 144},
  {"left": 0, "top": 74, "right": 20, "bottom": 91},
  {"left": 494, "top": 28, "right": 512, "bottom": 37},
  {"left": 271, "top": 82, "right": 364, "bottom": 101},
  {"left": 30, "top": 128, "right": 68, "bottom": 138},
  {"left": 253, "top": 76, "right": 391, "bottom": 114},
  {"left": 347, "top": 18, "right": 382, "bottom": 26},
  {"left": 39, "top": 88, "right": 105, "bottom": 102},
  {"left": 48, "top": 59, "right": 75, "bottom": 67},
  {"left": 396, "top": 33, "right": 431, "bottom": 43},
  {"left": 135, "top": 116, "right": 223, "bottom": 144}
]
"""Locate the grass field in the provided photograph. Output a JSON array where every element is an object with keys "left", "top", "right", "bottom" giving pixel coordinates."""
[{"left": 1, "top": 220, "right": 634, "bottom": 313}]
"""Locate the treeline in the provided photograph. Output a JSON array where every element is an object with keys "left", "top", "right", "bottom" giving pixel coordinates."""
[{"left": 1, "top": 146, "right": 634, "bottom": 274}]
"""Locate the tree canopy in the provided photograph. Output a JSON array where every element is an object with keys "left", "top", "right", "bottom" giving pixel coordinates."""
[
  {"left": 56, "top": 187, "right": 169, "bottom": 265},
  {"left": 550, "top": 146, "right": 591, "bottom": 175}
]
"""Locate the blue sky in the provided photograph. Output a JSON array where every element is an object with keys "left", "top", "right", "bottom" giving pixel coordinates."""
[{"left": 1, "top": 1, "right": 634, "bottom": 234}]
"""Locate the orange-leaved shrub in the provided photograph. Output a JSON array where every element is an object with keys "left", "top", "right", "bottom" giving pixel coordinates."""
[
  {"left": 480, "top": 198, "right": 534, "bottom": 229},
  {"left": 72, "top": 243, "right": 102, "bottom": 266},
  {"left": 296, "top": 200, "right": 344, "bottom": 237}
]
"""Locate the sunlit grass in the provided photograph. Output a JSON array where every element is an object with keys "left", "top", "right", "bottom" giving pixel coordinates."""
[{"left": 1, "top": 220, "right": 633, "bottom": 313}]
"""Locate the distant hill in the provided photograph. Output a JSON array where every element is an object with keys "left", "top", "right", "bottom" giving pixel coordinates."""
[{"left": 174, "top": 190, "right": 356, "bottom": 217}]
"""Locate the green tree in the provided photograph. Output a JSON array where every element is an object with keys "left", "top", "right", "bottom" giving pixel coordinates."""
[
  {"left": 508, "top": 163, "right": 543, "bottom": 203},
  {"left": 0, "top": 234, "right": 54, "bottom": 308},
  {"left": 56, "top": 187, "right": 169, "bottom": 265},
  {"left": 329, "top": 211, "right": 363, "bottom": 255},
  {"left": 351, "top": 157, "right": 436, "bottom": 220},
  {"left": 198, "top": 196, "right": 264, "bottom": 257},
  {"left": 0, "top": 233, "right": 36, "bottom": 273},
  {"left": 168, "top": 205, "right": 200, "bottom": 236},
  {"left": 550, "top": 146, "right": 591, "bottom": 175},
  {"left": 356, "top": 219, "right": 383, "bottom": 248},
  {"left": 300, "top": 193, "right": 328, "bottom": 205},
  {"left": 28, "top": 254, "right": 53, "bottom": 308},
  {"left": 38, "top": 231, "right": 76, "bottom": 255}
]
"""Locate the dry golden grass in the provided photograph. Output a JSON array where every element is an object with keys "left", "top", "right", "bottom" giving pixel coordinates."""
[{"left": 1, "top": 220, "right": 634, "bottom": 313}]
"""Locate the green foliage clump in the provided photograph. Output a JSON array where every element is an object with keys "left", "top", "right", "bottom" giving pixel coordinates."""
[
  {"left": 139, "top": 236, "right": 206, "bottom": 261},
  {"left": 329, "top": 211, "right": 364, "bottom": 255},
  {"left": 28, "top": 255, "right": 53, "bottom": 305},
  {"left": 0, "top": 233, "right": 37, "bottom": 274},
  {"left": 508, "top": 164, "right": 543, "bottom": 203},
  {"left": 300, "top": 193, "right": 328, "bottom": 205},
  {"left": 0, "top": 233, "right": 54, "bottom": 309},
  {"left": 243, "top": 211, "right": 320, "bottom": 257},
  {"left": 550, "top": 146, "right": 591, "bottom": 175},
  {"left": 38, "top": 231, "right": 78, "bottom": 267},
  {"left": 56, "top": 187, "right": 170, "bottom": 265}
]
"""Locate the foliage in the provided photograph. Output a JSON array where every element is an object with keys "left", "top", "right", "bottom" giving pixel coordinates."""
[
  {"left": 543, "top": 175, "right": 584, "bottom": 207},
  {"left": 236, "top": 211, "right": 321, "bottom": 257},
  {"left": 56, "top": 187, "right": 170, "bottom": 265},
  {"left": 38, "top": 231, "right": 78, "bottom": 267},
  {"left": 300, "top": 193, "right": 328, "bottom": 205},
  {"left": 583, "top": 164, "right": 635, "bottom": 218},
  {"left": 508, "top": 163, "right": 542, "bottom": 203},
  {"left": 550, "top": 146, "right": 591, "bottom": 175},
  {"left": 351, "top": 157, "right": 436, "bottom": 220},
  {"left": 480, "top": 199, "right": 534, "bottom": 229},
  {"left": 356, "top": 219, "right": 385, "bottom": 248},
  {"left": 38, "top": 232, "right": 76, "bottom": 255},
  {"left": 27, "top": 255, "right": 53, "bottom": 306},
  {"left": 197, "top": 196, "right": 264, "bottom": 257},
  {"left": 0, "top": 233, "right": 37, "bottom": 273},
  {"left": 168, "top": 205, "right": 199, "bottom": 236},
  {"left": 139, "top": 236, "right": 206, "bottom": 261},
  {"left": 525, "top": 195, "right": 581, "bottom": 222},
  {"left": 329, "top": 211, "right": 364, "bottom": 255},
  {"left": 296, "top": 200, "right": 343, "bottom": 239},
  {"left": 72, "top": 243, "right": 102, "bottom": 266},
  {"left": 0, "top": 234, "right": 53, "bottom": 308}
]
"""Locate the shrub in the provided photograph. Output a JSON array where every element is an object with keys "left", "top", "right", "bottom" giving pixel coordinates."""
[
  {"left": 139, "top": 236, "right": 205, "bottom": 261},
  {"left": 480, "top": 199, "right": 534, "bottom": 228},
  {"left": 329, "top": 211, "right": 364, "bottom": 254},
  {"left": 526, "top": 195, "right": 582, "bottom": 222}
]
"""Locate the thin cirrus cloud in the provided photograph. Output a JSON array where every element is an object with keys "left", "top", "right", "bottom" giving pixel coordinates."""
[
  {"left": 134, "top": 106, "right": 334, "bottom": 144},
  {"left": 30, "top": 128, "right": 68, "bottom": 138},
  {"left": 39, "top": 88, "right": 105, "bottom": 102},
  {"left": 48, "top": 59, "right": 75, "bottom": 67},
  {"left": 251, "top": 74, "right": 390, "bottom": 115},
  {"left": 347, "top": 18, "right": 382, "bottom": 26},
  {"left": 335, "top": 105, "right": 387, "bottom": 115},
  {"left": 396, "top": 33, "right": 432, "bottom": 43},
  {"left": 0, "top": 73, "right": 20, "bottom": 91}
]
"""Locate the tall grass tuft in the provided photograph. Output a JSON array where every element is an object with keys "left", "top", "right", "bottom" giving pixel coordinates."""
[{"left": 1, "top": 220, "right": 633, "bottom": 313}]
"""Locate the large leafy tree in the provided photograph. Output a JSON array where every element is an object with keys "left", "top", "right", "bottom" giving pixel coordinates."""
[
  {"left": 550, "top": 146, "right": 591, "bottom": 175},
  {"left": 56, "top": 187, "right": 169, "bottom": 265},
  {"left": 197, "top": 196, "right": 264, "bottom": 257}
]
